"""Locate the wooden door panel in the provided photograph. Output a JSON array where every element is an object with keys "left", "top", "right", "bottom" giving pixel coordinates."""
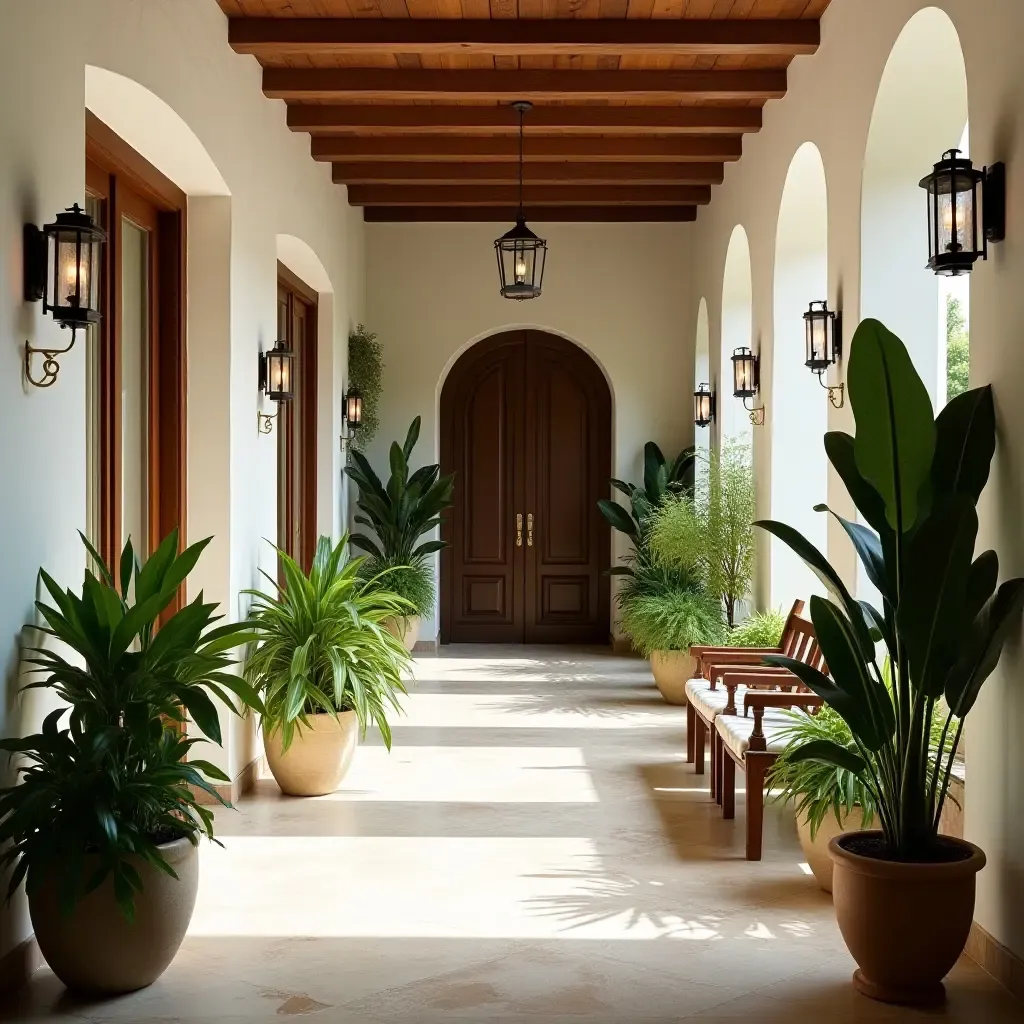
[{"left": 441, "top": 335, "right": 525, "bottom": 642}]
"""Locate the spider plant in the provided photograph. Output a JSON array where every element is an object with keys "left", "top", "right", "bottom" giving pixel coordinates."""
[
  {"left": 757, "top": 318, "right": 1024, "bottom": 861},
  {"left": 618, "top": 588, "right": 725, "bottom": 657},
  {"left": 244, "top": 535, "right": 411, "bottom": 753},
  {"left": 0, "top": 531, "right": 261, "bottom": 919}
]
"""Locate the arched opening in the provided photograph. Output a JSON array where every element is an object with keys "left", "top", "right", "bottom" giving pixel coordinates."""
[
  {"left": 771, "top": 143, "right": 829, "bottom": 609},
  {"left": 721, "top": 226, "right": 753, "bottom": 446},
  {"left": 439, "top": 330, "right": 612, "bottom": 645},
  {"left": 694, "top": 298, "right": 711, "bottom": 463},
  {"left": 861, "top": 8, "right": 969, "bottom": 409}
]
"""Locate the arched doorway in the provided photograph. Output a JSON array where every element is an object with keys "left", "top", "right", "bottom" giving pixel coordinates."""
[{"left": 439, "top": 330, "right": 612, "bottom": 644}]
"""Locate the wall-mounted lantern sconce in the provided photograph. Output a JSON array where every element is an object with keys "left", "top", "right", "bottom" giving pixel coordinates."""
[
  {"left": 340, "top": 386, "right": 363, "bottom": 458},
  {"left": 804, "top": 300, "right": 845, "bottom": 409},
  {"left": 257, "top": 340, "right": 294, "bottom": 433},
  {"left": 920, "top": 149, "right": 1005, "bottom": 276},
  {"left": 694, "top": 383, "right": 715, "bottom": 428},
  {"left": 731, "top": 346, "right": 764, "bottom": 426},
  {"left": 23, "top": 203, "right": 106, "bottom": 388}
]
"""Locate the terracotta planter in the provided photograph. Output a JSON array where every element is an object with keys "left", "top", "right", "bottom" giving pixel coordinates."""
[
  {"left": 650, "top": 650, "right": 695, "bottom": 705},
  {"left": 796, "top": 807, "right": 866, "bottom": 893},
  {"left": 385, "top": 614, "right": 420, "bottom": 652},
  {"left": 30, "top": 837, "right": 198, "bottom": 994},
  {"left": 264, "top": 711, "right": 358, "bottom": 797},
  {"left": 829, "top": 830, "right": 986, "bottom": 1005}
]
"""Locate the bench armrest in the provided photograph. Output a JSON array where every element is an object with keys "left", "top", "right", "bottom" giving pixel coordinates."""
[{"left": 743, "top": 690, "right": 820, "bottom": 713}]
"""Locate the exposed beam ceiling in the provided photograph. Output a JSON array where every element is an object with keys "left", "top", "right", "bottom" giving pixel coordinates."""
[
  {"left": 230, "top": 18, "right": 819, "bottom": 58},
  {"left": 219, "top": 1, "right": 833, "bottom": 221}
]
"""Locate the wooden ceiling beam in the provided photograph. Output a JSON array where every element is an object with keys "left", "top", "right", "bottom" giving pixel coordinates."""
[
  {"left": 288, "top": 104, "right": 762, "bottom": 135},
  {"left": 311, "top": 135, "right": 743, "bottom": 162},
  {"left": 346, "top": 184, "right": 711, "bottom": 206},
  {"left": 362, "top": 206, "right": 698, "bottom": 223},
  {"left": 333, "top": 162, "right": 723, "bottom": 185},
  {"left": 230, "top": 18, "right": 819, "bottom": 58},
  {"left": 263, "top": 68, "right": 787, "bottom": 102}
]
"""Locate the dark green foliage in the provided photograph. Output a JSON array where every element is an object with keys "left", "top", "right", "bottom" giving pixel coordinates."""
[
  {"left": 618, "top": 589, "right": 725, "bottom": 657},
  {"left": 756, "top": 318, "right": 1024, "bottom": 860},
  {"left": 244, "top": 536, "right": 411, "bottom": 753},
  {"left": 348, "top": 324, "right": 383, "bottom": 449},
  {"left": 598, "top": 442, "right": 694, "bottom": 541},
  {"left": 361, "top": 556, "right": 435, "bottom": 617},
  {"left": 345, "top": 416, "right": 455, "bottom": 564},
  {"left": 0, "top": 531, "right": 260, "bottom": 920}
]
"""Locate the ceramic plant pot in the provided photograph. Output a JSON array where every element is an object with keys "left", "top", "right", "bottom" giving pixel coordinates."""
[
  {"left": 264, "top": 711, "right": 358, "bottom": 797},
  {"left": 385, "top": 614, "right": 421, "bottom": 652},
  {"left": 796, "top": 807, "right": 866, "bottom": 893},
  {"left": 829, "top": 830, "right": 986, "bottom": 1005},
  {"left": 650, "top": 650, "right": 696, "bottom": 705},
  {"left": 30, "top": 837, "right": 198, "bottom": 994}
]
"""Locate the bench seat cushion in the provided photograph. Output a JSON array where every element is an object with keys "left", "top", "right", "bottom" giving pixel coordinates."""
[
  {"left": 684, "top": 677, "right": 735, "bottom": 723},
  {"left": 715, "top": 708, "right": 794, "bottom": 760}
]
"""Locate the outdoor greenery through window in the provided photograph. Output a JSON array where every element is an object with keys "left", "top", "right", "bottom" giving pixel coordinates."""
[{"left": 945, "top": 293, "right": 969, "bottom": 404}]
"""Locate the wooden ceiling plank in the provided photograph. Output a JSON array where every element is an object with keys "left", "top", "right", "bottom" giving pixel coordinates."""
[
  {"left": 289, "top": 103, "right": 762, "bottom": 133},
  {"left": 332, "top": 160, "right": 725, "bottom": 183},
  {"left": 263, "top": 67, "right": 786, "bottom": 101},
  {"left": 362, "top": 205, "right": 698, "bottom": 222},
  {"left": 346, "top": 183, "right": 712, "bottom": 204},
  {"left": 230, "top": 17, "right": 819, "bottom": 56},
  {"left": 311, "top": 133, "right": 744, "bottom": 160}
]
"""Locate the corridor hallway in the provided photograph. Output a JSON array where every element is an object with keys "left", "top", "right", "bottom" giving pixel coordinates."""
[{"left": 8, "top": 648, "right": 1020, "bottom": 1023}]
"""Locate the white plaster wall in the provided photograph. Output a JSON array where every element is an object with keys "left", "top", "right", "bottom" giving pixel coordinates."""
[
  {"left": 688, "top": 0, "right": 1024, "bottom": 962},
  {"left": 0, "top": 0, "right": 363, "bottom": 961},
  {"left": 364, "top": 220, "right": 693, "bottom": 642}
]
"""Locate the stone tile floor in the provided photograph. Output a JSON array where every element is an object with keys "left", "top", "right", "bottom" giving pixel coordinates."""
[{"left": 5, "top": 647, "right": 1021, "bottom": 1022}]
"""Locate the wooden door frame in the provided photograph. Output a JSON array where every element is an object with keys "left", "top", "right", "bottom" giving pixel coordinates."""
[
  {"left": 86, "top": 111, "right": 187, "bottom": 576},
  {"left": 439, "top": 329, "right": 612, "bottom": 645},
  {"left": 276, "top": 261, "right": 319, "bottom": 572}
]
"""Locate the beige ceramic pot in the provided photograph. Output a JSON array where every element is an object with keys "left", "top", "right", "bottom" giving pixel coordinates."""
[
  {"left": 264, "top": 711, "right": 358, "bottom": 797},
  {"left": 650, "top": 650, "right": 696, "bottom": 705},
  {"left": 829, "top": 830, "right": 986, "bottom": 1005},
  {"left": 796, "top": 807, "right": 866, "bottom": 893},
  {"left": 385, "top": 614, "right": 420, "bottom": 652},
  {"left": 30, "top": 837, "right": 198, "bottom": 994}
]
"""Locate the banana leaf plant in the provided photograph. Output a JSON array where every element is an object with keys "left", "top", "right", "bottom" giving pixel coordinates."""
[
  {"left": 757, "top": 318, "right": 1024, "bottom": 861},
  {"left": 345, "top": 416, "right": 455, "bottom": 564},
  {"left": 598, "top": 441, "right": 695, "bottom": 542}
]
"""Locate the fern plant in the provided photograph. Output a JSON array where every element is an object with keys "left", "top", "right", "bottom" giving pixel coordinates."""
[
  {"left": 618, "top": 588, "right": 725, "bottom": 657},
  {"left": 244, "top": 536, "right": 410, "bottom": 753},
  {"left": 726, "top": 609, "right": 786, "bottom": 648}
]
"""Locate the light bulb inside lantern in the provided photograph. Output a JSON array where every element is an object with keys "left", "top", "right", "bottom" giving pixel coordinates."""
[{"left": 514, "top": 257, "right": 527, "bottom": 284}]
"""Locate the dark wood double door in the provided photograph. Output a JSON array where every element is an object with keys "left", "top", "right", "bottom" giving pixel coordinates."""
[{"left": 440, "top": 331, "right": 611, "bottom": 644}]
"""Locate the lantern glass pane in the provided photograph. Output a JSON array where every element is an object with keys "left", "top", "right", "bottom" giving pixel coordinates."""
[
  {"left": 346, "top": 392, "right": 363, "bottom": 427},
  {"left": 732, "top": 350, "right": 755, "bottom": 397},
  {"left": 938, "top": 187, "right": 973, "bottom": 255}
]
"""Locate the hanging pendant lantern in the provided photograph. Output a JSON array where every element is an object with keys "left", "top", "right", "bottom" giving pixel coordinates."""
[{"left": 495, "top": 101, "right": 547, "bottom": 300}]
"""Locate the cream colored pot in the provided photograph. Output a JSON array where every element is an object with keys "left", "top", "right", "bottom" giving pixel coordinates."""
[
  {"left": 385, "top": 614, "right": 420, "bottom": 652},
  {"left": 650, "top": 650, "right": 696, "bottom": 705},
  {"left": 797, "top": 807, "right": 866, "bottom": 893},
  {"left": 264, "top": 711, "right": 358, "bottom": 797},
  {"left": 30, "top": 837, "right": 198, "bottom": 994}
]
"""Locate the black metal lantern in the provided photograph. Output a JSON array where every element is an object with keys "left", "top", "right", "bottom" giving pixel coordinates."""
[
  {"left": 23, "top": 203, "right": 106, "bottom": 387},
  {"left": 803, "top": 301, "right": 845, "bottom": 408},
  {"left": 257, "top": 340, "right": 294, "bottom": 433},
  {"left": 731, "top": 347, "right": 764, "bottom": 426},
  {"left": 694, "top": 383, "right": 715, "bottom": 428},
  {"left": 344, "top": 387, "right": 363, "bottom": 429},
  {"left": 920, "top": 149, "right": 1005, "bottom": 276},
  {"left": 495, "top": 101, "right": 547, "bottom": 300}
]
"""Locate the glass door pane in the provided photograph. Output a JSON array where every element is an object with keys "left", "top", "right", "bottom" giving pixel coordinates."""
[{"left": 121, "top": 218, "right": 150, "bottom": 557}]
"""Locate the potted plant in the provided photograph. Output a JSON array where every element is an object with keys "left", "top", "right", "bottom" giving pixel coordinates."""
[
  {"left": 345, "top": 416, "right": 455, "bottom": 651},
  {"left": 618, "top": 587, "right": 725, "bottom": 703},
  {"left": 768, "top": 705, "right": 875, "bottom": 892},
  {"left": 0, "top": 532, "right": 260, "bottom": 994},
  {"left": 725, "top": 608, "right": 786, "bottom": 647},
  {"left": 244, "top": 535, "right": 410, "bottom": 797},
  {"left": 758, "top": 318, "right": 1024, "bottom": 1005}
]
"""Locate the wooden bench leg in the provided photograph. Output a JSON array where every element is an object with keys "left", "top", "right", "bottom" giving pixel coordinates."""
[
  {"left": 722, "top": 752, "right": 736, "bottom": 819},
  {"left": 686, "top": 701, "right": 695, "bottom": 763},
  {"left": 745, "top": 758, "right": 766, "bottom": 861},
  {"left": 694, "top": 716, "right": 706, "bottom": 776},
  {"left": 713, "top": 731, "right": 723, "bottom": 805}
]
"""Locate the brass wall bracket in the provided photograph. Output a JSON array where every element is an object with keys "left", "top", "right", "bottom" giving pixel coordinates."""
[{"left": 24, "top": 335, "right": 77, "bottom": 389}]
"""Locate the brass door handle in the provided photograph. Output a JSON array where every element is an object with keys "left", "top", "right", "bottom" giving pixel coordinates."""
[
  {"left": 516, "top": 513, "right": 523, "bottom": 547},
  {"left": 527, "top": 513, "right": 534, "bottom": 547}
]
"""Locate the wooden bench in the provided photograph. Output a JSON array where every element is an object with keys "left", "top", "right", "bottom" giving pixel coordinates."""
[
  {"left": 684, "top": 600, "right": 806, "bottom": 783},
  {"left": 715, "top": 666, "right": 825, "bottom": 861}
]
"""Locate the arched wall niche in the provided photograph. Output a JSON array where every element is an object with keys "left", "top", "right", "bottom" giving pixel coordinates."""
[
  {"left": 720, "top": 226, "right": 753, "bottom": 448},
  {"left": 771, "top": 142, "right": 829, "bottom": 609}
]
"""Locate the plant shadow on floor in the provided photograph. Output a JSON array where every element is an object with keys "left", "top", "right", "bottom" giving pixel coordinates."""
[{"left": 478, "top": 689, "right": 669, "bottom": 719}]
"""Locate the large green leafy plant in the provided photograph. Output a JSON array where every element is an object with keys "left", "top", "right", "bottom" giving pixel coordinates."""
[
  {"left": 244, "top": 536, "right": 410, "bottom": 753},
  {"left": 0, "top": 532, "right": 260, "bottom": 919},
  {"left": 759, "top": 318, "right": 1024, "bottom": 860},
  {"left": 618, "top": 589, "right": 725, "bottom": 657},
  {"left": 348, "top": 324, "right": 383, "bottom": 450}
]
